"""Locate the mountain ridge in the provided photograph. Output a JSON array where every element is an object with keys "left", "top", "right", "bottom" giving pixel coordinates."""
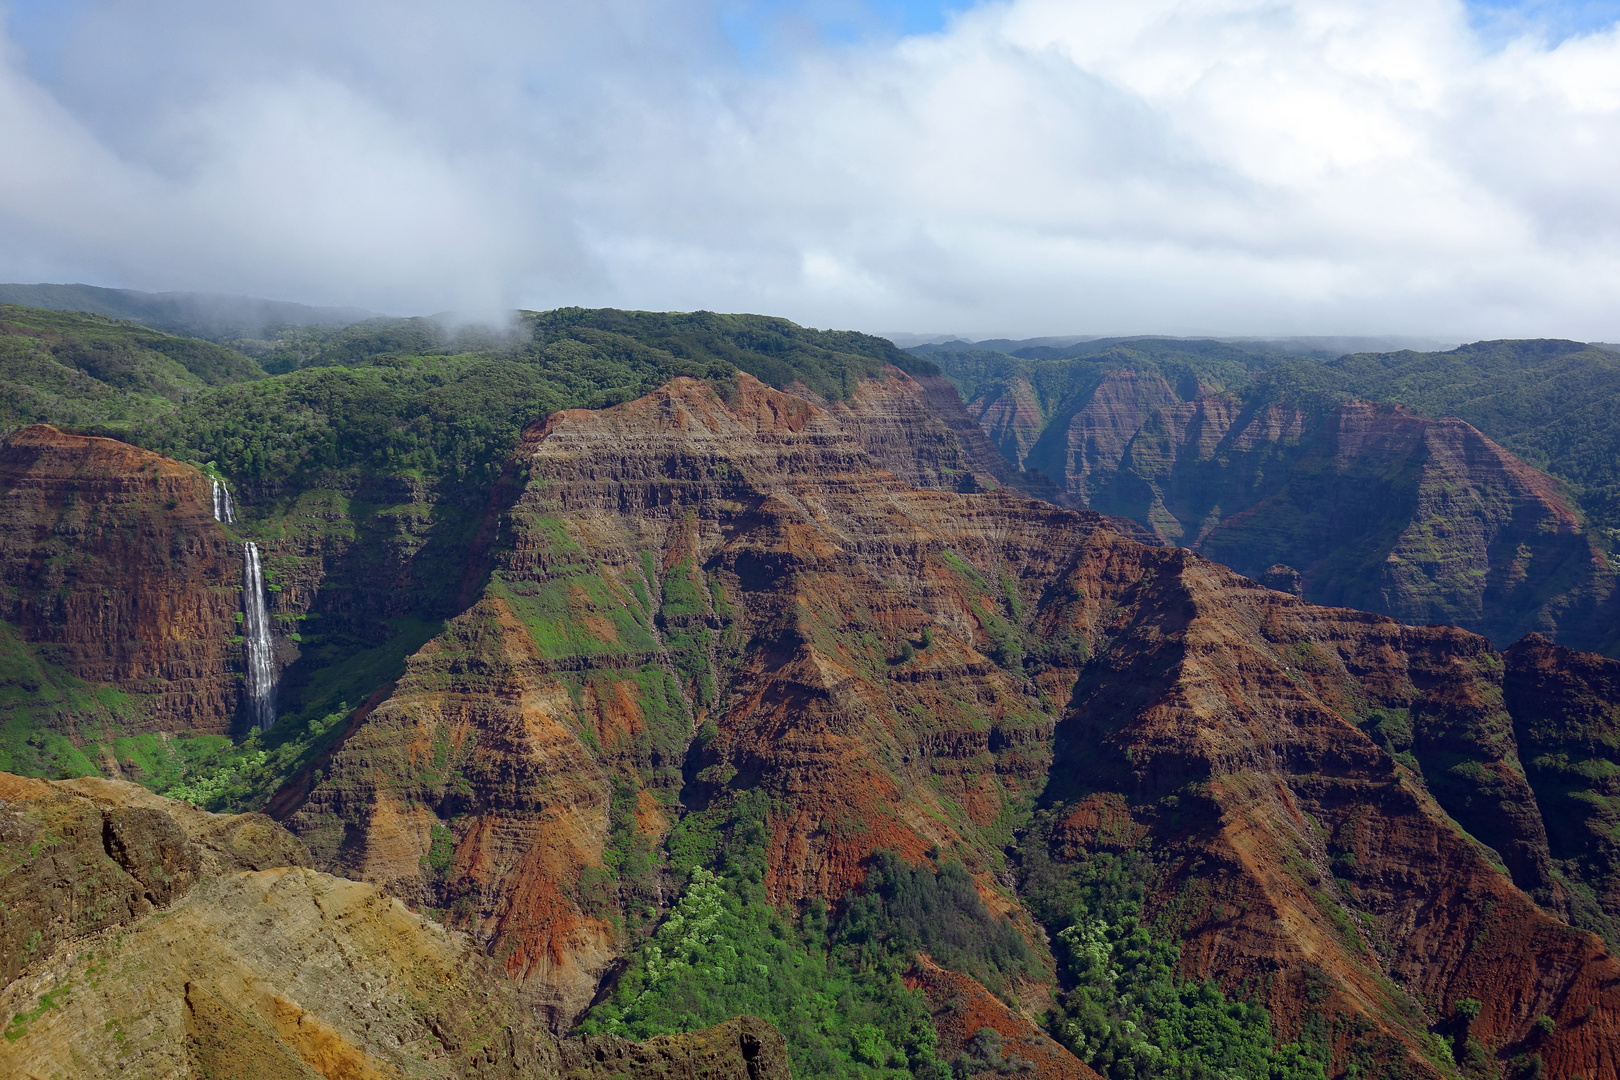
[{"left": 3, "top": 303, "right": 1620, "bottom": 1078}]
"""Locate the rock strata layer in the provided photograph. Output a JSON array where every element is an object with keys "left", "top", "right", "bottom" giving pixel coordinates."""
[
  {"left": 280, "top": 372, "right": 1620, "bottom": 1077},
  {"left": 0, "top": 424, "right": 243, "bottom": 732},
  {"left": 0, "top": 771, "right": 792, "bottom": 1080},
  {"left": 962, "top": 370, "right": 1618, "bottom": 652}
]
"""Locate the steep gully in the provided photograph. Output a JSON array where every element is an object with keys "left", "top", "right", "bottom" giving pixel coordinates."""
[{"left": 4, "top": 368, "right": 1620, "bottom": 1077}]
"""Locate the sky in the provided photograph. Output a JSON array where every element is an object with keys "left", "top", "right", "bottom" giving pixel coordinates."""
[{"left": 2, "top": 0, "right": 1619, "bottom": 339}]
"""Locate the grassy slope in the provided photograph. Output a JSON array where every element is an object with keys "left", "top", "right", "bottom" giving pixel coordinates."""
[{"left": 0, "top": 304, "right": 265, "bottom": 435}]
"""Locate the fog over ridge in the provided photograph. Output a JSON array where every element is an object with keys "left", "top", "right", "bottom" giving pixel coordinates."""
[{"left": 1, "top": 0, "right": 1619, "bottom": 338}]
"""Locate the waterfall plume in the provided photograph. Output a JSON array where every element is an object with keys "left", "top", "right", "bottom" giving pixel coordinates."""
[
  {"left": 211, "top": 479, "right": 235, "bottom": 523},
  {"left": 241, "top": 541, "right": 276, "bottom": 731}
]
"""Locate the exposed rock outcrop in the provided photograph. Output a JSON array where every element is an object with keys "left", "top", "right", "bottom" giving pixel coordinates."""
[
  {"left": 962, "top": 376, "right": 1044, "bottom": 471},
  {"left": 280, "top": 371, "right": 1620, "bottom": 1076},
  {"left": 0, "top": 771, "right": 791, "bottom": 1080},
  {"left": 0, "top": 425, "right": 243, "bottom": 733},
  {"left": 560, "top": 1015, "right": 791, "bottom": 1080},
  {"left": 906, "top": 955, "right": 1102, "bottom": 1080},
  {"left": 1504, "top": 633, "right": 1620, "bottom": 947},
  {"left": 962, "top": 371, "right": 1618, "bottom": 651},
  {"left": 811, "top": 365, "right": 1064, "bottom": 503},
  {"left": 282, "top": 373, "right": 1108, "bottom": 1021},
  {"left": 0, "top": 772, "right": 309, "bottom": 988},
  {"left": 1040, "top": 543, "right": 1620, "bottom": 1077}
]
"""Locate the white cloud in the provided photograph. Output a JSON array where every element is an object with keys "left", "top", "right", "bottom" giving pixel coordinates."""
[{"left": 1, "top": 0, "right": 1618, "bottom": 337}]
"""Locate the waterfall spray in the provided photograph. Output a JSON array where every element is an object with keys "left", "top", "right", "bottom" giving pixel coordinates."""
[
  {"left": 241, "top": 542, "right": 276, "bottom": 730},
  {"left": 211, "top": 479, "right": 235, "bottom": 524}
]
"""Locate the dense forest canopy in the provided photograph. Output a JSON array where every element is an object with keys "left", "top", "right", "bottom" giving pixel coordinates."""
[{"left": 0, "top": 303, "right": 935, "bottom": 494}]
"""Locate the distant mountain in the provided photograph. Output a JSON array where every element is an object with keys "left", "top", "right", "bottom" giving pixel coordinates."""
[
  {"left": 0, "top": 282, "right": 375, "bottom": 340},
  {"left": 926, "top": 337, "right": 1620, "bottom": 653},
  {"left": 902, "top": 333, "right": 1456, "bottom": 359}
]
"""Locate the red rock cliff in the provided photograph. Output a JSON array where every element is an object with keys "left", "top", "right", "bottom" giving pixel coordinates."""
[{"left": 0, "top": 425, "right": 242, "bottom": 734}]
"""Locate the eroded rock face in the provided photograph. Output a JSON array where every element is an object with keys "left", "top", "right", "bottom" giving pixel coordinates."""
[
  {"left": 2, "top": 865, "right": 563, "bottom": 1080},
  {"left": 1, "top": 770, "right": 785, "bottom": 1080},
  {"left": 962, "top": 376, "right": 1044, "bottom": 471},
  {"left": 819, "top": 367, "right": 1061, "bottom": 502},
  {"left": 1024, "top": 368, "right": 1186, "bottom": 506},
  {"left": 965, "top": 373, "right": 1618, "bottom": 652},
  {"left": 286, "top": 594, "right": 620, "bottom": 1027},
  {"left": 0, "top": 772, "right": 310, "bottom": 988},
  {"left": 905, "top": 955, "right": 1101, "bottom": 1080},
  {"left": 283, "top": 372, "right": 1109, "bottom": 1022},
  {"left": 279, "top": 372, "right": 1620, "bottom": 1076},
  {"left": 560, "top": 1015, "right": 792, "bottom": 1080},
  {"left": 1504, "top": 633, "right": 1620, "bottom": 946},
  {"left": 1189, "top": 400, "right": 1615, "bottom": 651},
  {"left": 1039, "top": 549, "right": 1620, "bottom": 1078},
  {"left": 0, "top": 425, "right": 243, "bottom": 732}
]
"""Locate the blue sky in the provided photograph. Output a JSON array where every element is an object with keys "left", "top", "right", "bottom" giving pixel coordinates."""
[
  {"left": 719, "top": 0, "right": 961, "bottom": 55},
  {"left": 16, "top": 0, "right": 1618, "bottom": 46},
  {"left": 1468, "top": 0, "right": 1620, "bottom": 41}
]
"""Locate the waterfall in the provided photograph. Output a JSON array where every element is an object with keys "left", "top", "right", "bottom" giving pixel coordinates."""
[
  {"left": 241, "top": 542, "right": 277, "bottom": 731},
  {"left": 211, "top": 479, "right": 235, "bottom": 524}
]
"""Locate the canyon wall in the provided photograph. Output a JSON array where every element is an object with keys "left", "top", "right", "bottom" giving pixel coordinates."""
[
  {"left": 275, "top": 373, "right": 1620, "bottom": 1076},
  {"left": 0, "top": 425, "right": 243, "bottom": 735},
  {"left": 959, "top": 369, "right": 1617, "bottom": 653},
  {"left": 0, "top": 772, "right": 791, "bottom": 1080}
]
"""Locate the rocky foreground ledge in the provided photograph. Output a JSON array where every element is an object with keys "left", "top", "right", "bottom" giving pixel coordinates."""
[{"left": 0, "top": 772, "right": 789, "bottom": 1080}]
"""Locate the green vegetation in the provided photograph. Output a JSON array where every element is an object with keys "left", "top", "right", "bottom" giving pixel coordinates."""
[
  {"left": 146, "top": 307, "right": 932, "bottom": 493},
  {"left": 1018, "top": 823, "right": 1330, "bottom": 1080},
  {"left": 0, "top": 620, "right": 245, "bottom": 787},
  {"left": 0, "top": 304, "right": 263, "bottom": 437},
  {"left": 0, "top": 302, "right": 930, "bottom": 497},
  {"left": 4, "top": 978, "right": 72, "bottom": 1041},
  {"left": 926, "top": 335, "right": 1620, "bottom": 536},
  {"left": 835, "top": 852, "right": 1036, "bottom": 998},
  {"left": 583, "top": 794, "right": 1035, "bottom": 1080}
]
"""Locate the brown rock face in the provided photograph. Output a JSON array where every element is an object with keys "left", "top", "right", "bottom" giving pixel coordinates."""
[
  {"left": 283, "top": 372, "right": 1111, "bottom": 1021},
  {"left": 1, "top": 768, "right": 782, "bottom": 1080},
  {"left": 1191, "top": 400, "right": 1615, "bottom": 651},
  {"left": 0, "top": 424, "right": 244, "bottom": 733},
  {"left": 560, "top": 1015, "right": 792, "bottom": 1080},
  {"left": 963, "top": 376, "right": 1045, "bottom": 470},
  {"left": 820, "top": 367, "right": 1061, "bottom": 502},
  {"left": 0, "top": 771, "right": 310, "bottom": 989},
  {"left": 280, "top": 371, "right": 1620, "bottom": 1077},
  {"left": 286, "top": 594, "right": 619, "bottom": 1027},
  {"left": 906, "top": 955, "right": 1102, "bottom": 1080},
  {"left": 1040, "top": 546, "right": 1620, "bottom": 1077},
  {"left": 1504, "top": 633, "right": 1620, "bottom": 945},
  {"left": 968, "top": 368, "right": 1617, "bottom": 651},
  {"left": 2, "top": 863, "right": 564, "bottom": 1080}
]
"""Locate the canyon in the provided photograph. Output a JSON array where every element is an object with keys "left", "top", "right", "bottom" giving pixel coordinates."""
[
  {"left": 952, "top": 356, "right": 1619, "bottom": 654},
  {"left": 3, "top": 307, "right": 1620, "bottom": 1080}
]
